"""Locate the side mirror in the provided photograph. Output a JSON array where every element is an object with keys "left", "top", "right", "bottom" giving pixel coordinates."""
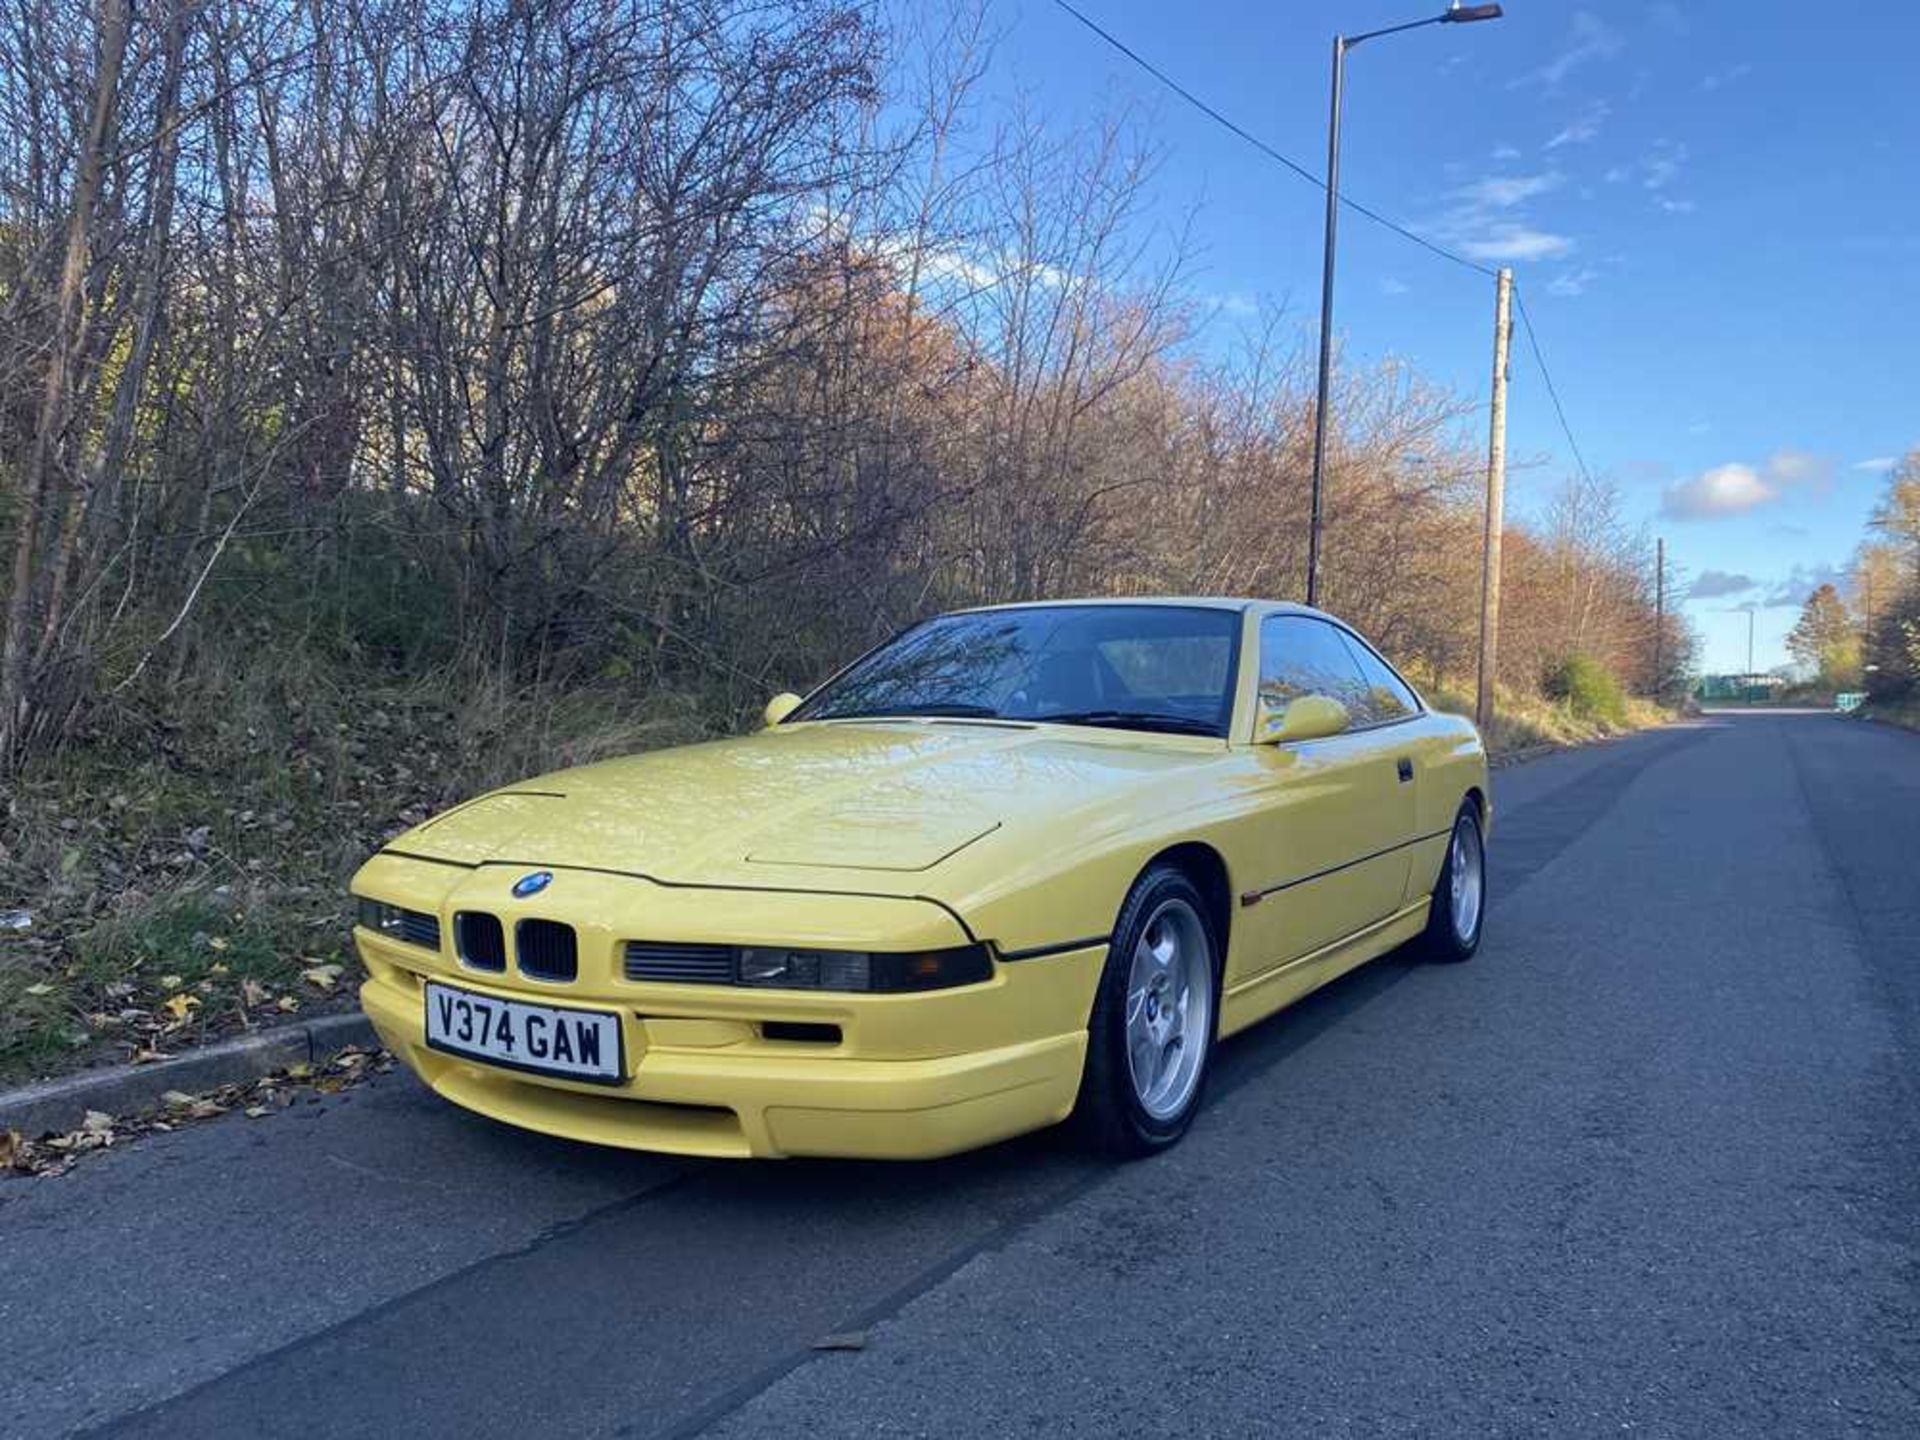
[
  {"left": 1256, "top": 694, "right": 1350, "bottom": 744},
  {"left": 763, "top": 692, "right": 803, "bottom": 728}
]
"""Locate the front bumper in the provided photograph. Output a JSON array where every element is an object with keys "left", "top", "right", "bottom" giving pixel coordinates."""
[
  {"left": 352, "top": 855, "right": 1104, "bottom": 1159},
  {"left": 362, "top": 968, "right": 1090, "bottom": 1159}
]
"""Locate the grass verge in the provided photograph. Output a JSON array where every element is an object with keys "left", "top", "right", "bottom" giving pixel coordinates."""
[
  {"left": 1861, "top": 701, "right": 1920, "bottom": 733},
  {"left": 1425, "top": 680, "right": 1672, "bottom": 756},
  {"left": 0, "top": 656, "right": 726, "bottom": 1086}
]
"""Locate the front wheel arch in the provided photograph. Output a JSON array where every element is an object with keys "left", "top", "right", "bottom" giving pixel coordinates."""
[{"left": 1138, "top": 841, "right": 1232, "bottom": 986}]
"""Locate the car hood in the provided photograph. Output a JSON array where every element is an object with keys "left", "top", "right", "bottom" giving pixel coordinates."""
[{"left": 386, "top": 720, "right": 1217, "bottom": 894}]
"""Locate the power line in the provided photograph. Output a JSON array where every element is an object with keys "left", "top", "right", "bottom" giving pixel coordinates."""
[
  {"left": 1512, "top": 287, "right": 1596, "bottom": 487},
  {"left": 1050, "top": 0, "right": 1602, "bottom": 488},
  {"left": 1048, "top": 0, "right": 1497, "bottom": 279}
]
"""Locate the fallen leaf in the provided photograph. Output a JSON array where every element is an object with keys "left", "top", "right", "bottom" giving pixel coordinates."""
[
  {"left": 25, "top": 981, "right": 53, "bottom": 996},
  {"left": 159, "top": 974, "right": 184, "bottom": 990},
  {"left": 276, "top": 995, "right": 300, "bottom": 1012},
  {"left": 81, "top": 1110, "right": 114, "bottom": 1134},
  {"left": 301, "top": 963, "right": 344, "bottom": 990},
  {"left": 244, "top": 1106, "right": 269, "bottom": 1119},
  {"left": 208, "top": 936, "right": 229, "bottom": 952},
  {"left": 0, "top": 1129, "right": 21, "bottom": 1169},
  {"left": 241, "top": 978, "right": 270, "bottom": 1007},
  {"left": 209, "top": 960, "right": 230, "bottom": 974},
  {"left": 160, "top": 1089, "right": 223, "bottom": 1119},
  {"left": 163, "top": 993, "right": 201, "bottom": 1021}
]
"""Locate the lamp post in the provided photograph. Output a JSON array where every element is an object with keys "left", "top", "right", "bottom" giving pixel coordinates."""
[{"left": 1305, "top": 2, "right": 1503, "bottom": 608}]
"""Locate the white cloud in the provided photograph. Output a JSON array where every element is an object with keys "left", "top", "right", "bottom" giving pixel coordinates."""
[
  {"left": 1699, "top": 63, "right": 1751, "bottom": 92},
  {"left": 1546, "top": 101, "right": 1610, "bottom": 150},
  {"left": 1431, "top": 173, "right": 1574, "bottom": 264},
  {"left": 1767, "top": 449, "right": 1830, "bottom": 487},
  {"left": 1761, "top": 562, "right": 1848, "bottom": 609},
  {"left": 1460, "top": 226, "right": 1575, "bottom": 263},
  {"left": 1657, "top": 197, "right": 1696, "bottom": 214},
  {"left": 1457, "top": 173, "right": 1564, "bottom": 207},
  {"left": 1687, "top": 421, "right": 1712, "bottom": 435},
  {"left": 1204, "top": 291, "right": 1259, "bottom": 318},
  {"left": 1547, "top": 266, "right": 1600, "bottom": 296},
  {"left": 1853, "top": 456, "right": 1897, "bottom": 474},
  {"left": 1491, "top": 143, "right": 1522, "bottom": 161},
  {"left": 1379, "top": 276, "right": 1411, "bottom": 297},
  {"left": 1663, "top": 463, "right": 1773, "bottom": 518},
  {"left": 1661, "top": 450, "right": 1833, "bottom": 519},
  {"left": 1641, "top": 140, "right": 1688, "bottom": 191},
  {"left": 919, "top": 248, "right": 1001, "bottom": 291},
  {"left": 1512, "top": 12, "right": 1625, "bottom": 90}
]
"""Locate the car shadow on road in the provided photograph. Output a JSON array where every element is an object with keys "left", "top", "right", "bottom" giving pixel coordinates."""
[{"left": 436, "top": 935, "right": 1431, "bottom": 1220}]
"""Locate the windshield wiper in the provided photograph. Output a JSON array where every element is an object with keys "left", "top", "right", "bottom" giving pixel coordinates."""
[
  {"left": 817, "top": 703, "right": 1004, "bottom": 721},
  {"left": 1033, "top": 709, "right": 1219, "bottom": 736}
]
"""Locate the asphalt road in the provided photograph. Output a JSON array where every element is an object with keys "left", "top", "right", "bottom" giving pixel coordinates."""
[{"left": 4, "top": 711, "right": 1917, "bottom": 1438}]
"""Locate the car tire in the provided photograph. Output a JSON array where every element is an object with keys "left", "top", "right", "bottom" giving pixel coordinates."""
[
  {"left": 1419, "top": 799, "right": 1486, "bottom": 963},
  {"left": 1073, "top": 864, "right": 1219, "bottom": 1158}
]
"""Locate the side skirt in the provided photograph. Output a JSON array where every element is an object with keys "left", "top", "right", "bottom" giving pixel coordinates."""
[{"left": 1217, "top": 897, "right": 1432, "bottom": 1039}]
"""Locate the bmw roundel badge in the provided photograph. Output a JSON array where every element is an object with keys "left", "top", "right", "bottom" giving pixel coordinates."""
[{"left": 511, "top": 870, "right": 554, "bottom": 899}]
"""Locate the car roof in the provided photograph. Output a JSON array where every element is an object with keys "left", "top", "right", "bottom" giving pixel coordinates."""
[{"left": 952, "top": 596, "right": 1336, "bottom": 621}]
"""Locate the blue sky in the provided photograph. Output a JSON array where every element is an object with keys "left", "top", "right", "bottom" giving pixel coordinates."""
[{"left": 983, "top": 1, "right": 1918, "bottom": 672}]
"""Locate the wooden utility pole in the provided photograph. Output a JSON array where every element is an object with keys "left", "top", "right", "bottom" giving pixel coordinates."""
[
  {"left": 1654, "top": 536, "right": 1665, "bottom": 699},
  {"left": 1475, "top": 267, "right": 1513, "bottom": 733}
]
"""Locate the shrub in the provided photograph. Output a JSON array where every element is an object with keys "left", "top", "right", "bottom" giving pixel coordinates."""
[{"left": 1543, "top": 653, "right": 1628, "bottom": 727}]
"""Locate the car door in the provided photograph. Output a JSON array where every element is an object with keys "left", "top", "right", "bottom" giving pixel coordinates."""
[
  {"left": 1332, "top": 623, "right": 1432, "bottom": 905},
  {"left": 1235, "top": 615, "right": 1419, "bottom": 972}
]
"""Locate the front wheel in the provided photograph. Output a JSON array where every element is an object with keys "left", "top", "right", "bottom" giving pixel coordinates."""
[
  {"left": 1073, "top": 865, "right": 1219, "bottom": 1157},
  {"left": 1419, "top": 800, "right": 1486, "bottom": 962}
]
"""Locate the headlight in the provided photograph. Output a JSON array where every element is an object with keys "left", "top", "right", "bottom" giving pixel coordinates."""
[
  {"left": 354, "top": 897, "right": 440, "bottom": 949},
  {"left": 735, "top": 944, "right": 991, "bottom": 993}
]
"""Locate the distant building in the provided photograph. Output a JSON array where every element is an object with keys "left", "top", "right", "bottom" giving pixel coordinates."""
[{"left": 1695, "top": 673, "right": 1787, "bottom": 703}]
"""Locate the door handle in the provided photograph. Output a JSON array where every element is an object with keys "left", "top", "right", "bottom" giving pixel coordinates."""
[{"left": 1396, "top": 757, "right": 1413, "bottom": 783}]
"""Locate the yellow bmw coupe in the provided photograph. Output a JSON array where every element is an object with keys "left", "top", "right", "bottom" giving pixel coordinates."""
[{"left": 352, "top": 599, "right": 1489, "bottom": 1160}]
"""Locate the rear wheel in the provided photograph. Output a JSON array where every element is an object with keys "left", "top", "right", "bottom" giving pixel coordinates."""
[
  {"left": 1419, "top": 800, "right": 1485, "bottom": 962},
  {"left": 1073, "top": 865, "right": 1219, "bottom": 1157}
]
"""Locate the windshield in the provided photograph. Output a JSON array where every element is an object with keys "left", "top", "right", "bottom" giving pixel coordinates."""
[{"left": 791, "top": 604, "right": 1243, "bottom": 737}]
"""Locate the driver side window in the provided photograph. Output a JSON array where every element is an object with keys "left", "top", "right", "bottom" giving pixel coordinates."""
[{"left": 1258, "top": 617, "right": 1370, "bottom": 731}]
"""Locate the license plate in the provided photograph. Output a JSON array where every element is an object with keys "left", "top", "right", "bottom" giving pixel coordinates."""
[{"left": 424, "top": 981, "right": 624, "bottom": 1084}]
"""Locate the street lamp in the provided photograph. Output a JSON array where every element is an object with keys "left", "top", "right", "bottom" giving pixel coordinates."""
[{"left": 1305, "top": 2, "right": 1502, "bottom": 608}]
